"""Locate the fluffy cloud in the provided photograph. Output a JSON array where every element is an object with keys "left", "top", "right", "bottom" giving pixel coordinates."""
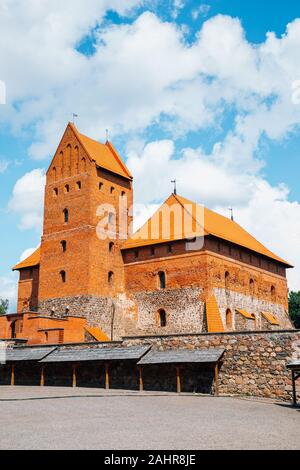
[
  {"left": 0, "top": 273, "right": 18, "bottom": 313},
  {"left": 8, "top": 169, "right": 46, "bottom": 230},
  {"left": 1, "top": 9, "right": 300, "bottom": 162},
  {"left": 2, "top": 7, "right": 300, "bottom": 292}
]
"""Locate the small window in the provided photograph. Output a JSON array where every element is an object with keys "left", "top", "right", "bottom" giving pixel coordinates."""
[
  {"left": 110, "top": 186, "right": 115, "bottom": 194},
  {"left": 225, "top": 271, "right": 230, "bottom": 287},
  {"left": 109, "top": 242, "right": 114, "bottom": 253},
  {"left": 53, "top": 188, "right": 58, "bottom": 197},
  {"left": 63, "top": 209, "right": 69, "bottom": 223},
  {"left": 271, "top": 285, "right": 276, "bottom": 300},
  {"left": 158, "top": 271, "right": 166, "bottom": 289},
  {"left": 226, "top": 309, "right": 232, "bottom": 330},
  {"left": 158, "top": 309, "right": 167, "bottom": 328},
  {"left": 64, "top": 184, "right": 70, "bottom": 193},
  {"left": 61, "top": 240, "right": 67, "bottom": 252},
  {"left": 60, "top": 271, "right": 66, "bottom": 283},
  {"left": 150, "top": 246, "right": 155, "bottom": 257},
  {"left": 121, "top": 191, "right": 126, "bottom": 198},
  {"left": 108, "top": 271, "right": 114, "bottom": 286},
  {"left": 99, "top": 182, "right": 103, "bottom": 191},
  {"left": 134, "top": 250, "right": 139, "bottom": 260},
  {"left": 167, "top": 244, "right": 173, "bottom": 254},
  {"left": 76, "top": 181, "right": 81, "bottom": 190}
]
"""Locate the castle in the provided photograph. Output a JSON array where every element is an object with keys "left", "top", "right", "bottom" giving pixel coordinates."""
[{"left": 0, "top": 123, "right": 294, "bottom": 345}]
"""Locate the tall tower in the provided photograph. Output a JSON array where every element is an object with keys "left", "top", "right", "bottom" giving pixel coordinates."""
[{"left": 38, "top": 123, "right": 133, "bottom": 336}]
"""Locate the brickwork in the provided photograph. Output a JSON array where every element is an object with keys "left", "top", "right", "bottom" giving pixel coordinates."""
[{"left": 17, "top": 267, "right": 39, "bottom": 313}]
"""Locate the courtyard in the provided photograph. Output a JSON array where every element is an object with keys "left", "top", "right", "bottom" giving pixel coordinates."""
[{"left": 0, "top": 386, "right": 299, "bottom": 450}]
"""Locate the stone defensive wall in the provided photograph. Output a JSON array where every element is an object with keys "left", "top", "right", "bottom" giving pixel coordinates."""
[{"left": 1, "top": 330, "right": 299, "bottom": 402}]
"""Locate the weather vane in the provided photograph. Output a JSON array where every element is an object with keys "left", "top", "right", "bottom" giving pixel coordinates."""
[
  {"left": 72, "top": 113, "right": 78, "bottom": 124},
  {"left": 106, "top": 129, "right": 109, "bottom": 142},
  {"left": 171, "top": 179, "right": 177, "bottom": 195},
  {"left": 229, "top": 208, "right": 234, "bottom": 221}
]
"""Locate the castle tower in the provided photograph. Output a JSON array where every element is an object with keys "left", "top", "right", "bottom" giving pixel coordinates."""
[{"left": 38, "top": 123, "right": 133, "bottom": 336}]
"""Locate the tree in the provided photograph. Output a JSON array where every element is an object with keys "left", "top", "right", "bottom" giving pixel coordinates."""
[
  {"left": 288, "top": 291, "right": 300, "bottom": 329},
  {"left": 0, "top": 298, "right": 9, "bottom": 315}
]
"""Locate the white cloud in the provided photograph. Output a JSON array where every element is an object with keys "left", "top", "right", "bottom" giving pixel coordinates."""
[
  {"left": 192, "top": 4, "right": 211, "bottom": 20},
  {"left": 8, "top": 169, "right": 46, "bottom": 230},
  {"left": 0, "top": 273, "right": 18, "bottom": 313}
]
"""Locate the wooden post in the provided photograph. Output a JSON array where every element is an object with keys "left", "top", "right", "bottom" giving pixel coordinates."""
[
  {"left": 176, "top": 366, "right": 181, "bottom": 394},
  {"left": 11, "top": 363, "right": 15, "bottom": 386},
  {"left": 292, "top": 370, "right": 297, "bottom": 406},
  {"left": 139, "top": 366, "right": 144, "bottom": 392},
  {"left": 40, "top": 365, "right": 45, "bottom": 387},
  {"left": 214, "top": 363, "right": 219, "bottom": 397},
  {"left": 105, "top": 363, "right": 110, "bottom": 390},
  {"left": 72, "top": 364, "right": 77, "bottom": 388}
]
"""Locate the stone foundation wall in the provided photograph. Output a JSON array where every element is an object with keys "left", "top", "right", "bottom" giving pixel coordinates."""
[
  {"left": 214, "top": 288, "right": 293, "bottom": 330},
  {"left": 132, "top": 287, "right": 204, "bottom": 336},
  {"left": 124, "top": 330, "right": 300, "bottom": 401}
]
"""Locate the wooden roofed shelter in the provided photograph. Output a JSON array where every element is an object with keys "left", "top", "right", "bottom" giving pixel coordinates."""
[{"left": 287, "top": 362, "right": 300, "bottom": 405}]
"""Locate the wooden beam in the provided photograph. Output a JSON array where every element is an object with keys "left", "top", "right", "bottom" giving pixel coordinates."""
[
  {"left": 139, "top": 366, "right": 144, "bottom": 392},
  {"left": 214, "top": 363, "right": 219, "bottom": 397},
  {"left": 176, "top": 366, "right": 181, "bottom": 394},
  {"left": 105, "top": 363, "right": 110, "bottom": 390},
  {"left": 292, "top": 370, "right": 297, "bottom": 406},
  {"left": 72, "top": 364, "right": 77, "bottom": 388},
  {"left": 11, "top": 363, "right": 15, "bottom": 386},
  {"left": 40, "top": 365, "right": 45, "bottom": 387}
]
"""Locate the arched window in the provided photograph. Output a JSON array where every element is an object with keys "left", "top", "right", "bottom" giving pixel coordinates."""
[
  {"left": 64, "top": 184, "right": 70, "bottom": 193},
  {"left": 250, "top": 278, "right": 254, "bottom": 295},
  {"left": 60, "top": 271, "right": 66, "bottom": 283},
  {"left": 61, "top": 240, "right": 67, "bottom": 252},
  {"left": 110, "top": 186, "right": 115, "bottom": 194},
  {"left": 271, "top": 285, "right": 276, "bottom": 301},
  {"left": 99, "top": 182, "right": 103, "bottom": 191},
  {"left": 121, "top": 191, "right": 126, "bottom": 198},
  {"left": 226, "top": 309, "right": 232, "bottom": 330},
  {"left": 109, "top": 242, "right": 114, "bottom": 253},
  {"left": 60, "top": 150, "right": 64, "bottom": 169},
  {"left": 158, "top": 309, "right": 167, "bottom": 327},
  {"left": 225, "top": 271, "right": 230, "bottom": 289},
  {"left": 81, "top": 157, "right": 86, "bottom": 173},
  {"left": 52, "top": 167, "right": 57, "bottom": 181},
  {"left": 158, "top": 271, "right": 166, "bottom": 289},
  {"left": 75, "top": 146, "right": 79, "bottom": 173},
  {"left": 63, "top": 209, "right": 69, "bottom": 223},
  {"left": 53, "top": 188, "right": 58, "bottom": 197},
  {"left": 108, "top": 271, "right": 114, "bottom": 286},
  {"left": 76, "top": 181, "right": 81, "bottom": 190},
  {"left": 66, "top": 144, "right": 71, "bottom": 176}
]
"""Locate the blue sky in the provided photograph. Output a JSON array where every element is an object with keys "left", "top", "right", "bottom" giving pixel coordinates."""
[{"left": 1, "top": 0, "right": 300, "bottom": 310}]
